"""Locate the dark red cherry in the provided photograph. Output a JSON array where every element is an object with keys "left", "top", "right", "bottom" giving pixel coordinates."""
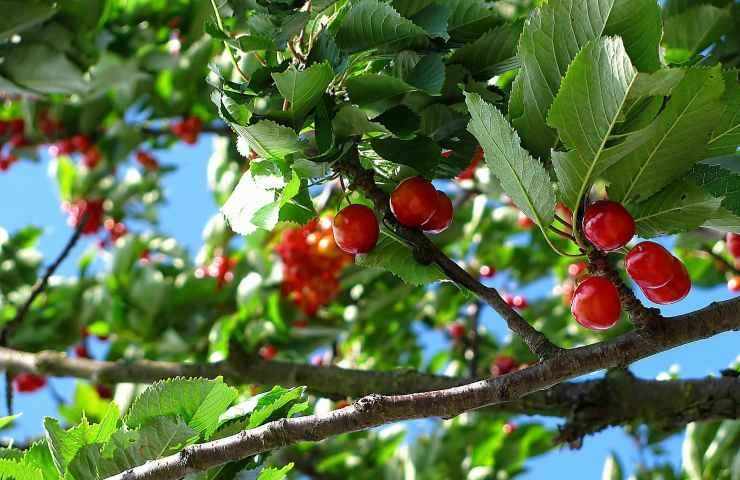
[
  {"left": 582, "top": 200, "right": 635, "bottom": 251},
  {"left": 422, "top": 190, "right": 453, "bottom": 234},
  {"left": 641, "top": 258, "right": 691, "bottom": 305},
  {"left": 626, "top": 241, "right": 675, "bottom": 289},
  {"left": 390, "top": 176, "right": 438, "bottom": 227},
  {"left": 333, "top": 204, "right": 379, "bottom": 255},
  {"left": 571, "top": 276, "right": 621, "bottom": 330}
]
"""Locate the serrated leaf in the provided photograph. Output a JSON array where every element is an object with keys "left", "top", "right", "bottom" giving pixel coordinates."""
[
  {"left": 630, "top": 180, "right": 721, "bottom": 237},
  {"left": 410, "top": 3, "right": 449, "bottom": 40},
  {"left": 603, "top": 0, "right": 661, "bottom": 72},
  {"left": 443, "top": 0, "right": 500, "bottom": 42},
  {"left": 370, "top": 136, "right": 442, "bottom": 175},
  {"left": 405, "top": 54, "right": 445, "bottom": 95},
  {"left": 691, "top": 163, "right": 740, "bottom": 216},
  {"left": 605, "top": 66, "right": 725, "bottom": 204},
  {"left": 272, "top": 62, "right": 334, "bottom": 123},
  {"left": 126, "top": 378, "right": 237, "bottom": 438},
  {"left": 0, "top": 414, "right": 19, "bottom": 430},
  {"left": 236, "top": 34, "right": 277, "bottom": 52},
  {"left": 23, "top": 440, "right": 58, "bottom": 480},
  {"left": 248, "top": 387, "right": 306, "bottom": 429},
  {"left": 449, "top": 24, "right": 521, "bottom": 76},
  {"left": 257, "top": 463, "right": 294, "bottom": 480},
  {"left": 335, "top": 0, "right": 428, "bottom": 52},
  {"left": 704, "top": 207, "right": 740, "bottom": 234},
  {"left": 231, "top": 120, "right": 302, "bottom": 160},
  {"left": 392, "top": 0, "right": 435, "bottom": 17},
  {"left": 355, "top": 235, "right": 445, "bottom": 285},
  {"left": 708, "top": 70, "right": 740, "bottom": 157},
  {"left": 663, "top": 4, "right": 732, "bottom": 62},
  {"left": 509, "top": 0, "right": 615, "bottom": 158},
  {"left": 0, "top": 458, "right": 42, "bottom": 480},
  {"left": 547, "top": 37, "right": 637, "bottom": 210},
  {"left": 465, "top": 92, "right": 555, "bottom": 228}
]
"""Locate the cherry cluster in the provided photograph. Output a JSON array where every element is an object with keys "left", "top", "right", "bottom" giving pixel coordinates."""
[
  {"left": 195, "top": 254, "right": 237, "bottom": 289},
  {"left": 571, "top": 201, "right": 691, "bottom": 330},
  {"left": 277, "top": 218, "right": 353, "bottom": 316},
  {"left": 50, "top": 134, "right": 102, "bottom": 169},
  {"left": 170, "top": 116, "right": 202, "bottom": 144},
  {"left": 0, "top": 118, "right": 26, "bottom": 171}
]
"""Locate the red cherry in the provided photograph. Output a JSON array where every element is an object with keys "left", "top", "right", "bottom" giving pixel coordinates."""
[
  {"left": 517, "top": 211, "right": 535, "bottom": 229},
  {"left": 422, "top": 190, "right": 453, "bottom": 234},
  {"left": 13, "top": 373, "right": 46, "bottom": 393},
  {"left": 491, "top": 355, "right": 518, "bottom": 376},
  {"left": 511, "top": 295, "right": 528, "bottom": 309},
  {"left": 64, "top": 199, "right": 104, "bottom": 235},
  {"left": 728, "top": 276, "right": 740, "bottom": 292},
  {"left": 70, "top": 135, "right": 92, "bottom": 152},
  {"left": 642, "top": 258, "right": 691, "bottom": 304},
  {"left": 503, "top": 422, "right": 517, "bottom": 435},
  {"left": 259, "top": 344, "right": 278, "bottom": 360},
  {"left": 136, "top": 150, "right": 159, "bottom": 171},
  {"left": 95, "top": 384, "right": 113, "bottom": 399},
  {"left": 582, "top": 200, "right": 635, "bottom": 251},
  {"left": 390, "top": 176, "right": 438, "bottom": 227},
  {"left": 332, "top": 204, "right": 379, "bottom": 255},
  {"left": 626, "top": 241, "right": 676, "bottom": 289},
  {"left": 8, "top": 133, "right": 28, "bottom": 148},
  {"left": 82, "top": 147, "right": 102, "bottom": 169},
  {"left": 456, "top": 146, "right": 483, "bottom": 181},
  {"left": 446, "top": 322, "right": 466, "bottom": 339},
  {"left": 479, "top": 265, "right": 495, "bottom": 278},
  {"left": 9, "top": 118, "right": 24, "bottom": 135},
  {"left": 74, "top": 344, "right": 90, "bottom": 358},
  {"left": 568, "top": 261, "right": 587, "bottom": 277},
  {"left": 0, "top": 120, "right": 8, "bottom": 136},
  {"left": 54, "top": 139, "right": 75, "bottom": 156},
  {"left": 104, "top": 218, "right": 128, "bottom": 241},
  {"left": 571, "top": 276, "right": 621, "bottom": 330},
  {"left": 555, "top": 202, "right": 573, "bottom": 225},
  {"left": 726, "top": 233, "right": 740, "bottom": 259}
]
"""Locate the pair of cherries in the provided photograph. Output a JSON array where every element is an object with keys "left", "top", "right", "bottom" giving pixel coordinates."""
[
  {"left": 571, "top": 201, "right": 691, "bottom": 330},
  {"left": 332, "top": 176, "right": 453, "bottom": 255}
]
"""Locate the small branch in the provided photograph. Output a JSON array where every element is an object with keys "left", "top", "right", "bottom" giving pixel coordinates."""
[
  {"left": 105, "top": 296, "right": 740, "bottom": 480},
  {"left": 701, "top": 244, "right": 740, "bottom": 275},
  {"left": 334, "top": 153, "right": 561, "bottom": 360}
]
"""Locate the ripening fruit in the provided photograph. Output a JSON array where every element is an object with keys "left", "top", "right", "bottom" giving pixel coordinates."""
[
  {"left": 626, "top": 241, "right": 676, "bottom": 289},
  {"left": 13, "top": 373, "right": 47, "bottom": 393},
  {"left": 726, "top": 233, "right": 740, "bottom": 259},
  {"left": 728, "top": 276, "right": 740, "bottom": 292},
  {"left": 571, "top": 276, "right": 621, "bottom": 330},
  {"left": 74, "top": 344, "right": 90, "bottom": 358},
  {"left": 390, "top": 176, "right": 438, "bottom": 227},
  {"left": 446, "top": 322, "right": 466, "bottom": 339},
  {"left": 491, "top": 355, "right": 518, "bottom": 376},
  {"left": 582, "top": 201, "right": 635, "bottom": 251},
  {"left": 95, "top": 384, "right": 113, "bottom": 399},
  {"left": 641, "top": 258, "right": 691, "bottom": 304},
  {"left": 479, "top": 265, "right": 495, "bottom": 278},
  {"left": 422, "top": 190, "right": 453, "bottom": 234},
  {"left": 259, "top": 344, "right": 278, "bottom": 360},
  {"left": 333, "top": 204, "right": 379, "bottom": 254}
]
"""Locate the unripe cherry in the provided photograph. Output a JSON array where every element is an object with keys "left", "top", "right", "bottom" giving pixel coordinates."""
[
  {"left": 626, "top": 241, "right": 675, "bottom": 289},
  {"left": 422, "top": 190, "right": 453, "bottom": 234},
  {"left": 390, "top": 176, "right": 438, "bottom": 227},
  {"left": 726, "top": 233, "right": 740, "bottom": 259},
  {"left": 571, "top": 276, "right": 621, "bottom": 330},
  {"left": 641, "top": 258, "right": 691, "bottom": 304},
  {"left": 582, "top": 200, "right": 635, "bottom": 251},
  {"left": 333, "top": 204, "right": 379, "bottom": 255}
]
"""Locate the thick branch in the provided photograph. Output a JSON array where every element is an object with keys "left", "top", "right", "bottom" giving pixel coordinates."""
[
  {"left": 334, "top": 155, "right": 560, "bottom": 359},
  {"left": 106, "top": 296, "right": 740, "bottom": 480}
]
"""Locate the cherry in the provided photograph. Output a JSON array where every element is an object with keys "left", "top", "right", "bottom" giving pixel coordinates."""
[
  {"left": 171, "top": 116, "right": 202, "bottom": 144},
  {"left": 333, "top": 204, "right": 379, "bottom": 254},
  {"left": 83, "top": 146, "right": 102, "bottom": 169},
  {"left": 74, "top": 344, "right": 90, "bottom": 358},
  {"left": 446, "top": 322, "right": 466, "bottom": 339},
  {"left": 390, "top": 176, "right": 438, "bottom": 227},
  {"left": 491, "top": 355, "right": 518, "bottom": 376},
  {"left": 516, "top": 211, "right": 535, "bottom": 229},
  {"left": 259, "top": 344, "right": 278, "bottom": 360},
  {"left": 0, "top": 154, "right": 17, "bottom": 172},
  {"left": 64, "top": 199, "right": 104, "bottom": 235},
  {"left": 571, "top": 276, "right": 621, "bottom": 330},
  {"left": 104, "top": 218, "right": 128, "bottom": 241},
  {"left": 726, "top": 233, "right": 740, "bottom": 259},
  {"left": 641, "top": 258, "right": 691, "bottom": 304},
  {"left": 582, "top": 200, "right": 635, "bottom": 251},
  {"left": 503, "top": 422, "right": 517, "bottom": 435},
  {"left": 8, "top": 118, "right": 24, "bottom": 135},
  {"left": 626, "top": 241, "right": 675, "bottom": 288},
  {"left": 479, "top": 265, "right": 495, "bottom": 278},
  {"left": 0, "top": 120, "right": 8, "bottom": 136},
  {"left": 568, "top": 261, "right": 587, "bottom": 278},
  {"left": 13, "top": 373, "right": 46, "bottom": 393},
  {"left": 53, "top": 139, "right": 75, "bottom": 156},
  {"left": 456, "top": 146, "right": 483, "bottom": 181},
  {"left": 728, "top": 276, "right": 740, "bottom": 293},
  {"left": 503, "top": 293, "right": 527, "bottom": 310},
  {"left": 422, "top": 190, "right": 453, "bottom": 234},
  {"left": 136, "top": 150, "right": 159, "bottom": 171},
  {"left": 95, "top": 384, "right": 113, "bottom": 399},
  {"left": 71, "top": 135, "right": 92, "bottom": 152}
]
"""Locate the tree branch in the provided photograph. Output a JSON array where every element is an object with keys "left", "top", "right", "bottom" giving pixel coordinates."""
[
  {"left": 334, "top": 153, "right": 561, "bottom": 360},
  {"left": 104, "top": 295, "right": 740, "bottom": 480}
]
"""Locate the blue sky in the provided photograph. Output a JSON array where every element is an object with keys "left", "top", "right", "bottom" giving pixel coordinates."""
[{"left": 0, "top": 135, "right": 737, "bottom": 478}]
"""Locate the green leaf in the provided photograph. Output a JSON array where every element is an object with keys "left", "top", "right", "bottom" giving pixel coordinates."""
[
  {"left": 547, "top": 37, "right": 637, "bottom": 210},
  {"left": 630, "top": 180, "right": 722, "bottom": 237},
  {"left": 236, "top": 34, "right": 276, "bottom": 52},
  {"left": 332, "top": 105, "right": 389, "bottom": 138},
  {"left": 257, "top": 463, "right": 294, "bottom": 480},
  {"left": 708, "top": 70, "right": 740, "bottom": 157},
  {"left": 392, "top": 0, "right": 436, "bottom": 17},
  {"left": 691, "top": 163, "right": 740, "bottom": 216},
  {"left": 508, "top": 0, "right": 615, "bottom": 158},
  {"left": 0, "top": 1, "right": 57, "bottom": 40},
  {"left": 663, "top": 4, "right": 732, "bottom": 63},
  {"left": 23, "top": 440, "right": 59, "bottom": 480},
  {"left": 355, "top": 235, "right": 445, "bottom": 285},
  {"left": 443, "top": 0, "right": 500, "bottom": 42},
  {"left": 0, "top": 459, "right": 42, "bottom": 480},
  {"left": 345, "top": 75, "right": 415, "bottom": 114},
  {"left": 370, "top": 136, "right": 442, "bottom": 175},
  {"left": 272, "top": 62, "right": 334, "bottom": 123},
  {"left": 465, "top": 92, "right": 555, "bottom": 228},
  {"left": 409, "top": 3, "right": 450, "bottom": 40},
  {"left": 405, "top": 54, "right": 445, "bottom": 95},
  {"left": 247, "top": 386, "right": 306, "bottom": 429},
  {"left": 335, "top": 0, "right": 428, "bottom": 52},
  {"left": 703, "top": 207, "right": 740, "bottom": 234},
  {"left": 449, "top": 24, "right": 521, "bottom": 76},
  {"left": 603, "top": 0, "right": 661, "bottom": 72},
  {"left": 627, "top": 69, "right": 686, "bottom": 99},
  {"left": 3, "top": 43, "right": 87, "bottom": 95},
  {"left": 605, "top": 66, "right": 725, "bottom": 204},
  {"left": 125, "top": 378, "right": 237, "bottom": 438},
  {"left": 0, "top": 414, "right": 20, "bottom": 430},
  {"left": 232, "top": 120, "right": 302, "bottom": 160}
]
